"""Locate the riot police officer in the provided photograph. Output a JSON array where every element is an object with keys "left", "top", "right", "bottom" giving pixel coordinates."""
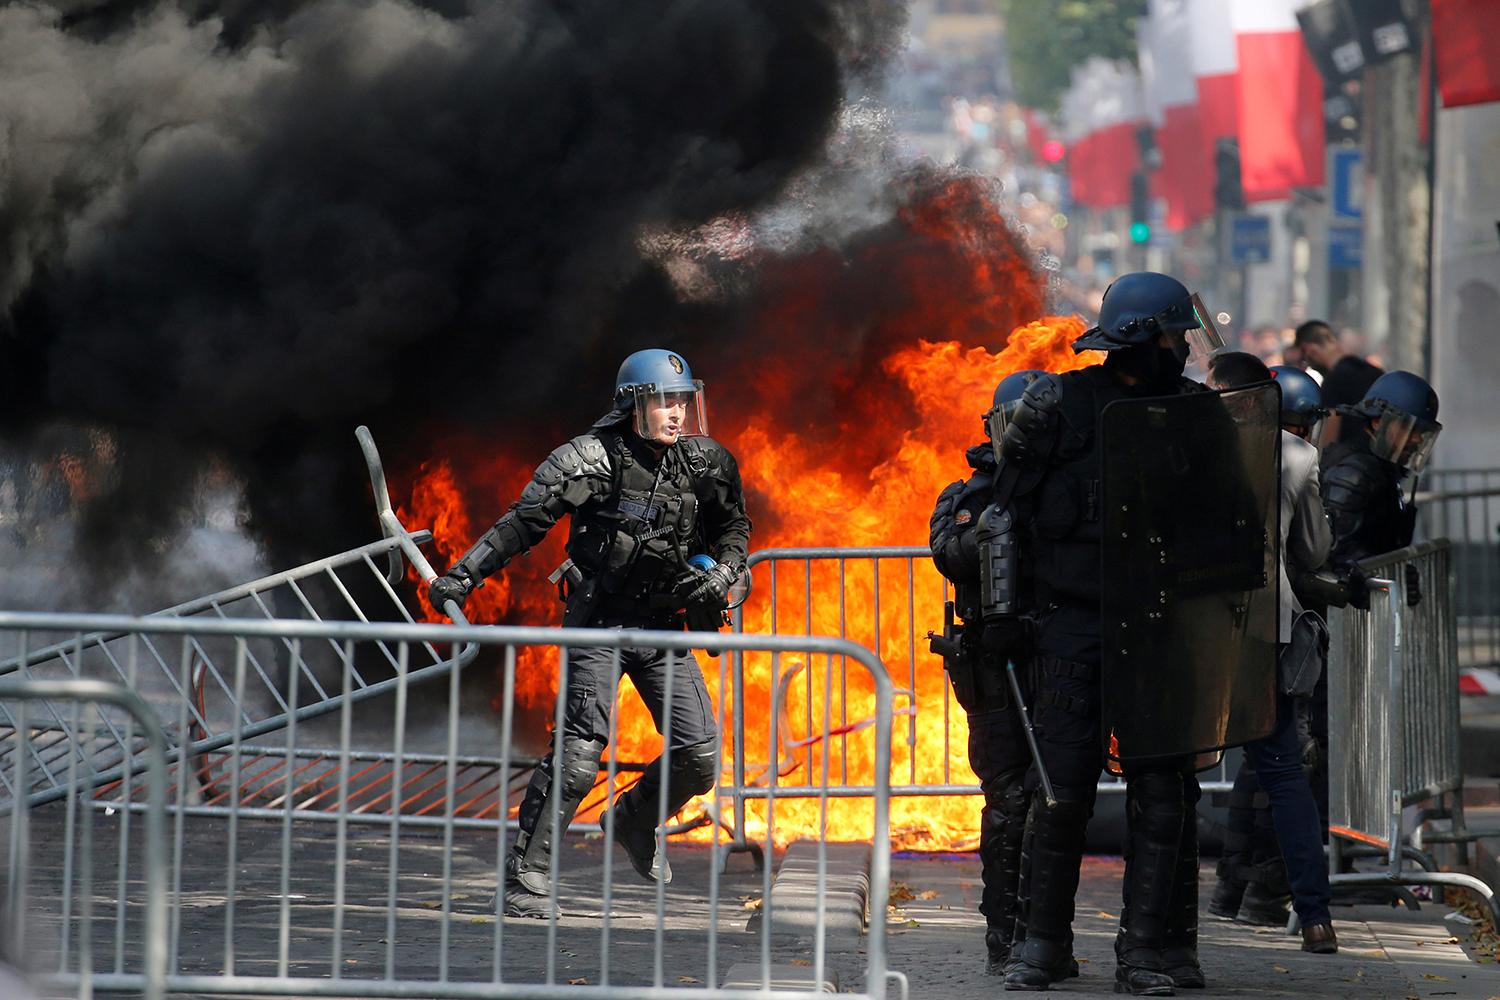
[
  {"left": 999, "top": 273, "right": 1238, "bottom": 995},
  {"left": 929, "top": 370, "right": 1048, "bottom": 976},
  {"left": 1323, "top": 371, "right": 1442, "bottom": 571},
  {"left": 429, "top": 349, "right": 752, "bottom": 918}
]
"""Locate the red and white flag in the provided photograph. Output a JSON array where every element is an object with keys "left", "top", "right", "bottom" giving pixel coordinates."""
[
  {"left": 1062, "top": 58, "right": 1143, "bottom": 209},
  {"left": 1432, "top": 0, "right": 1500, "bottom": 108},
  {"left": 1188, "top": 0, "right": 1238, "bottom": 155},
  {"left": 1229, "top": 0, "right": 1326, "bottom": 200},
  {"left": 1145, "top": 0, "right": 1212, "bottom": 228}
]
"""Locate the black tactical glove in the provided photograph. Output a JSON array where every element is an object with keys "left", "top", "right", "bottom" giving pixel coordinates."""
[
  {"left": 1344, "top": 564, "right": 1371, "bottom": 611},
  {"left": 1405, "top": 563, "right": 1422, "bottom": 607},
  {"left": 429, "top": 572, "right": 474, "bottom": 613},
  {"left": 683, "top": 562, "right": 739, "bottom": 612}
]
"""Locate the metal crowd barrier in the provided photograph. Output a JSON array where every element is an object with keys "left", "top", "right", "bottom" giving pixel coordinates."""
[
  {"left": 0, "top": 613, "right": 899, "bottom": 1000},
  {"left": 0, "top": 427, "right": 480, "bottom": 815},
  {"left": 1416, "top": 470, "right": 1500, "bottom": 670},
  {"left": 1325, "top": 540, "right": 1500, "bottom": 920},
  {"left": 721, "top": 546, "right": 1235, "bottom": 858},
  {"left": 0, "top": 676, "right": 168, "bottom": 1000}
]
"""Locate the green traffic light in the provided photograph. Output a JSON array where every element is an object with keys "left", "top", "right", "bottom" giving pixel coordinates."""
[{"left": 1129, "top": 221, "right": 1151, "bottom": 244}]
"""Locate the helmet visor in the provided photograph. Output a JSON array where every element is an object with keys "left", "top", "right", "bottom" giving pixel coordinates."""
[
  {"left": 985, "top": 400, "right": 1022, "bottom": 461},
  {"left": 630, "top": 381, "right": 708, "bottom": 443},
  {"left": 1187, "top": 293, "right": 1225, "bottom": 361},
  {"left": 1369, "top": 409, "right": 1441, "bottom": 473}
]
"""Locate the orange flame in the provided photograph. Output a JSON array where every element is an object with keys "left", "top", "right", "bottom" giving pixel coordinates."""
[{"left": 398, "top": 177, "right": 1106, "bottom": 849}]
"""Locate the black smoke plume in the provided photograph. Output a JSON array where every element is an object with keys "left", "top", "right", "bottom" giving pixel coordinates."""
[{"left": 0, "top": 0, "right": 904, "bottom": 605}]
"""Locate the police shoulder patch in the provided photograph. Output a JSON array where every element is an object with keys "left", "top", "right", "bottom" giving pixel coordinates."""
[{"left": 954, "top": 509, "right": 973, "bottom": 525}]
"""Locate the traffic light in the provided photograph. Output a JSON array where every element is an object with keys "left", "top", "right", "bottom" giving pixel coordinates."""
[
  {"left": 1214, "top": 138, "right": 1245, "bottom": 212},
  {"left": 1129, "top": 171, "right": 1151, "bottom": 244}
]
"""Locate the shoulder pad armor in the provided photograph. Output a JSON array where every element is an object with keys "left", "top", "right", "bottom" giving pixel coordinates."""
[
  {"left": 1322, "top": 451, "right": 1386, "bottom": 513},
  {"left": 1000, "top": 373, "right": 1065, "bottom": 467},
  {"left": 520, "top": 434, "right": 612, "bottom": 503},
  {"left": 679, "top": 436, "right": 739, "bottom": 481}
]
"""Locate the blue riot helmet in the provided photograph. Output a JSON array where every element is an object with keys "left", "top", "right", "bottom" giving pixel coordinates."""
[
  {"left": 1342, "top": 371, "right": 1442, "bottom": 473},
  {"left": 612, "top": 349, "right": 709, "bottom": 444},
  {"left": 1072, "top": 271, "right": 1224, "bottom": 364},
  {"left": 1268, "top": 364, "right": 1327, "bottom": 435},
  {"left": 984, "top": 369, "right": 1045, "bottom": 456}
]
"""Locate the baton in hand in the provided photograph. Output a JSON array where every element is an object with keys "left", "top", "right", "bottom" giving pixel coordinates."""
[{"left": 1006, "top": 659, "right": 1056, "bottom": 808}]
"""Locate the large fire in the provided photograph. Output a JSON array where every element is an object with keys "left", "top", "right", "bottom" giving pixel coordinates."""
[{"left": 399, "top": 177, "right": 1101, "bottom": 850}]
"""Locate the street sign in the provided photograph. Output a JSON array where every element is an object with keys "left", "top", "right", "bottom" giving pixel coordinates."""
[
  {"left": 1229, "top": 214, "right": 1272, "bottom": 265},
  {"left": 1329, "top": 221, "right": 1362, "bottom": 268},
  {"left": 1331, "top": 148, "right": 1363, "bottom": 221}
]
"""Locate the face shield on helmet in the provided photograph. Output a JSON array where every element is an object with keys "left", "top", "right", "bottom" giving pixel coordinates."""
[
  {"left": 1187, "top": 293, "right": 1226, "bottom": 361},
  {"left": 1369, "top": 409, "right": 1442, "bottom": 473},
  {"left": 626, "top": 382, "right": 709, "bottom": 444},
  {"left": 984, "top": 370, "right": 1045, "bottom": 455}
]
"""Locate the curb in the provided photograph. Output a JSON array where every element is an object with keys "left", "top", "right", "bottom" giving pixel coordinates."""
[
  {"left": 751, "top": 840, "right": 870, "bottom": 941},
  {"left": 718, "top": 962, "right": 839, "bottom": 992}
]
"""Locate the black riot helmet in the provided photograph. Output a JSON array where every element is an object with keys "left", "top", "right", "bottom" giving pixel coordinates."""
[
  {"left": 984, "top": 369, "right": 1045, "bottom": 455},
  {"left": 1073, "top": 271, "right": 1224, "bottom": 360},
  {"left": 1341, "top": 370, "right": 1442, "bottom": 473}
]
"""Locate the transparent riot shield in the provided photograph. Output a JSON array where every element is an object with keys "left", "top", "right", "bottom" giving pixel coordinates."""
[{"left": 1100, "top": 383, "right": 1281, "bottom": 762}]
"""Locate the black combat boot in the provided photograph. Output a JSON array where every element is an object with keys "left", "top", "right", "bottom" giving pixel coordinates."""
[
  {"left": 1114, "top": 771, "right": 1185, "bottom": 997},
  {"left": 980, "top": 778, "right": 1029, "bottom": 975},
  {"left": 1003, "top": 795, "right": 1088, "bottom": 991},
  {"left": 599, "top": 792, "right": 671, "bottom": 885},
  {"left": 1235, "top": 879, "right": 1291, "bottom": 926},
  {"left": 1207, "top": 867, "right": 1246, "bottom": 920},
  {"left": 986, "top": 927, "right": 1012, "bottom": 977},
  {"left": 505, "top": 737, "right": 605, "bottom": 916},
  {"left": 1162, "top": 786, "right": 1205, "bottom": 990},
  {"left": 497, "top": 853, "right": 559, "bottom": 919}
]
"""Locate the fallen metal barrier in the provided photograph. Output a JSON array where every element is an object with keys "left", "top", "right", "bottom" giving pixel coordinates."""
[
  {"left": 0, "top": 676, "right": 168, "bottom": 1000},
  {"left": 1325, "top": 541, "right": 1500, "bottom": 919},
  {"left": 0, "top": 612, "right": 899, "bottom": 1000}
]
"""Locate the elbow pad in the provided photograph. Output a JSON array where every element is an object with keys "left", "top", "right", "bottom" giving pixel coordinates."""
[
  {"left": 976, "top": 502, "right": 1019, "bottom": 619},
  {"left": 1000, "top": 374, "right": 1064, "bottom": 468}
]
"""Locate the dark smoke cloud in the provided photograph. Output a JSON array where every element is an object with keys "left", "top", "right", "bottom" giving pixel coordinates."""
[{"left": 0, "top": 0, "right": 904, "bottom": 603}]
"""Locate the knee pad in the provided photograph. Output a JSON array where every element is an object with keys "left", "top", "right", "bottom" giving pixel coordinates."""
[
  {"left": 558, "top": 738, "right": 606, "bottom": 799},
  {"left": 671, "top": 739, "right": 721, "bottom": 797},
  {"left": 1128, "top": 772, "right": 1187, "bottom": 843}
]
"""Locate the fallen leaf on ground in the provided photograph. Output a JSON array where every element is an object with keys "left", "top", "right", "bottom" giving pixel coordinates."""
[
  {"left": 791, "top": 959, "right": 811, "bottom": 967},
  {"left": 678, "top": 976, "right": 701, "bottom": 984},
  {"left": 568, "top": 978, "right": 588, "bottom": 986},
  {"left": 744, "top": 898, "right": 762, "bottom": 910},
  {"left": 1423, "top": 973, "right": 1449, "bottom": 981},
  {"left": 918, "top": 890, "right": 939, "bottom": 900},
  {"left": 1272, "top": 965, "right": 1289, "bottom": 974},
  {"left": 888, "top": 882, "right": 916, "bottom": 905},
  {"left": 1096, "top": 911, "right": 1115, "bottom": 919},
  {"left": 903, "top": 918, "right": 920, "bottom": 928}
]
